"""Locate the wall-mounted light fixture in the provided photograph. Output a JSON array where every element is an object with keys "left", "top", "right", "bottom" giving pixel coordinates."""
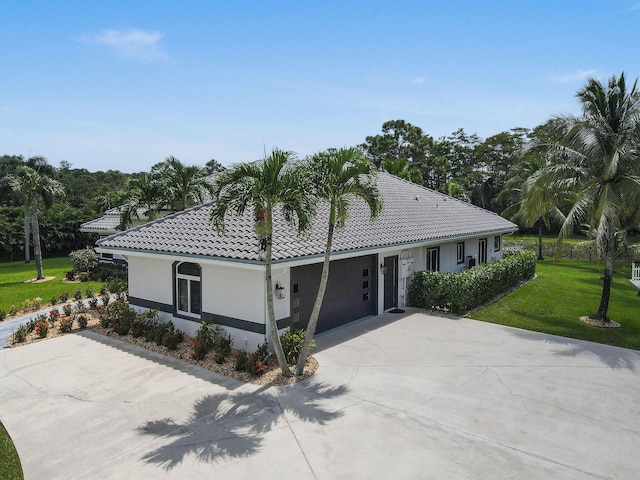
[
  {"left": 275, "top": 283, "right": 287, "bottom": 299},
  {"left": 380, "top": 264, "right": 388, "bottom": 275}
]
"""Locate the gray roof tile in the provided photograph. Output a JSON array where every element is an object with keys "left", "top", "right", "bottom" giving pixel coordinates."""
[{"left": 97, "top": 173, "right": 517, "bottom": 262}]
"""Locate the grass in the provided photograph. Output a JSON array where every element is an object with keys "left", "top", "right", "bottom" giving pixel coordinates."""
[
  {"left": 0, "top": 257, "right": 104, "bottom": 314},
  {"left": 469, "top": 259, "right": 640, "bottom": 351},
  {"left": 0, "top": 421, "right": 23, "bottom": 480},
  {"left": 505, "top": 233, "right": 589, "bottom": 245}
]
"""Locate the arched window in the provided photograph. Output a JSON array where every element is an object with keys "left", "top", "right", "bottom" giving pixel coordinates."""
[{"left": 175, "top": 262, "right": 201, "bottom": 318}]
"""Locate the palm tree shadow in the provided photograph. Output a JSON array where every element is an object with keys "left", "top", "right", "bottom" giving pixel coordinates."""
[
  {"left": 138, "top": 382, "right": 348, "bottom": 470},
  {"left": 510, "top": 328, "right": 640, "bottom": 371}
]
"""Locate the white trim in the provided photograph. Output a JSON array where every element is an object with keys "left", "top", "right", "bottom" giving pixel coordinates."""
[{"left": 632, "top": 263, "right": 640, "bottom": 281}]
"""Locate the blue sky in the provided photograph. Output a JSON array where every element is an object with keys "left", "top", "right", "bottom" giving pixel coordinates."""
[{"left": 2, "top": 1, "right": 639, "bottom": 173}]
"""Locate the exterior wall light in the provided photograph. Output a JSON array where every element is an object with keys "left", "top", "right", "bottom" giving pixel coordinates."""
[{"left": 275, "top": 283, "right": 287, "bottom": 299}]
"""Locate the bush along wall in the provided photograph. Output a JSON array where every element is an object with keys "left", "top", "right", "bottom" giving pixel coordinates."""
[{"left": 407, "top": 250, "right": 537, "bottom": 315}]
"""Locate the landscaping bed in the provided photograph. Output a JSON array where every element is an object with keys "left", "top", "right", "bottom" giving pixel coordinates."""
[{"left": 7, "top": 300, "right": 317, "bottom": 387}]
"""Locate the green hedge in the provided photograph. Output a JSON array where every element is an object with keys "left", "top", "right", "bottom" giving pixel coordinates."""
[{"left": 407, "top": 251, "right": 537, "bottom": 315}]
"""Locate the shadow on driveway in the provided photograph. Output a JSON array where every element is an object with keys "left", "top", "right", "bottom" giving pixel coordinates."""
[
  {"left": 509, "top": 328, "right": 640, "bottom": 371},
  {"left": 137, "top": 382, "right": 348, "bottom": 470}
]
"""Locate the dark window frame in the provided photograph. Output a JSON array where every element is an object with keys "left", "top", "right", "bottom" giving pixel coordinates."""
[{"left": 456, "top": 242, "right": 465, "bottom": 264}]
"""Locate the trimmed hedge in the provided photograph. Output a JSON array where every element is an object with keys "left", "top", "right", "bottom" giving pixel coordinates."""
[{"left": 407, "top": 251, "right": 537, "bottom": 315}]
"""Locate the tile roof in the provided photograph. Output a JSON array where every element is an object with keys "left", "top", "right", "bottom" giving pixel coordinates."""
[
  {"left": 97, "top": 173, "right": 517, "bottom": 262},
  {"left": 80, "top": 215, "right": 121, "bottom": 232}
]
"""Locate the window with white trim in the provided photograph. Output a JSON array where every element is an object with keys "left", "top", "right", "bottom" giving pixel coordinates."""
[
  {"left": 494, "top": 236, "right": 501, "bottom": 252},
  {"left": 175, "top": 262, "right": 201, "bottom": 317},
  {"left": 426, "top": 247, "right": 440, "bottom": 272}
]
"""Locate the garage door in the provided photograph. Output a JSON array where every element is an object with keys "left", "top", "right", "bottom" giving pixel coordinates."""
[{"left": 290, "top": 255, "right": 377, "bottom": 333}]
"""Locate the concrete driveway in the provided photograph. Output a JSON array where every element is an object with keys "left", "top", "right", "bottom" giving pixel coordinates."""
[{"left": 1, "top": 310, "right": 639, "bottom": 479}]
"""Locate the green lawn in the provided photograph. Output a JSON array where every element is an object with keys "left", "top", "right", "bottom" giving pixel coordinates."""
[
  {"left": 504, "top": 233, "right": 589, "bottom": 245},
  {"left": 0, "top": 422, "right": 23, "bottom": 480},
  {"left": 0, "top": 257, "right": 104, "bottom": 314},
  {"left": 470, "top": 259, "right": 640, "bottom": 351}
]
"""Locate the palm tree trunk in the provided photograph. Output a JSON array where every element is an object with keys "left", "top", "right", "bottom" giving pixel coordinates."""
[
  {"left": 23, "top": 202, "right": 31, "bottom": 263},
  {"left": 594, "top": 236, "right": 615, "bottom": 321},
  {"left": 30, "top": 195, "right": 44, "bottom": 280},
  {"left": 295, "top": 220, "right": 334, "bottom": 375},
  {"left": 264, "top": 210, "right": 292, "bottom": 377},
  {"left": 537, "top": 221, "right": 544, "bottom": 260}
]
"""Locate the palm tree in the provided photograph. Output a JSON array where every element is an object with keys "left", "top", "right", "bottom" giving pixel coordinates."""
[
  {"left": 7, "top": 166, "right": 65, "bottom": 279},
  {"left": 530, "top": 73, "right": 640, "bottom": 321},
  {"left": 154, "top": 156, "right": 213, "bottom": 212},
  {"left": 210, "top": 149, "right": 315, "bottom": 377},
  {"left": 294, "top": 148, "right": 381, "bottom": 375},
  {"left": 120, "top": 174, "right": 163, "bottom": 229}
]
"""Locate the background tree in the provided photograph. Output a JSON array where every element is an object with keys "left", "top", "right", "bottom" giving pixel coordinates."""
[
  {"left": 295, "top": 148, "right": 381, "bottom": 375},
  {"left": 152, "top": 156, "right": 213, "bottom": 212},
  {"left": 210, "top": 149, "right": 315, "bottom": 377},
  {"left": 7, "top": 166, "right": 65, "bottom": 279},
  {"left": 528, "top": 72, "right": 640, "bottom": 321},
  {"left": 120, "top": 174, "right": 164, "bottom": 229}
]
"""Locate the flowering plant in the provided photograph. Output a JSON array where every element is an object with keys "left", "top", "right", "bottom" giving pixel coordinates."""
[
  {"left": 59, "top": 317, "right": 73, "bottom": 333},
  {"left": 254, "top": 360, "right": 268, "bottom": 375},
  {"left": 35, "top": 321, "right": 49, "bottom": 338},
  {"left": 48, "top": 309, "right": 61, "bottom": 325},
  {"left": 59, "top": 292, "right": 69, "bottom": 302},
  {"left": 192, "top": 340, "right": 208, "bottom": 360}
]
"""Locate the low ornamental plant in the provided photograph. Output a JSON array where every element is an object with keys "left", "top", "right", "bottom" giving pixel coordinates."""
[
  {"left": 0, "top": 309, "right": 5, "bottom": 322},
  {"left": 48, "top": 309, "right": 61, "bottom": 326},
  {"left": 280, "top": 327, "right": 315, "bottom": 365},
  {"left": 9, "top": 305, "right": 18, "bottom": 316},
  {"left": 85, "top": 287, "right": 94, "bottom": 298},
  {"left": 33, "top": 298, "right": 41, "bottom": 311},
  {"left": 35, "top": 321, "right": 49, "bottom": 338},
  {"left": 59, "top": 292, "right": 69, "bottom": 302},
  {"left": 88, "top": 297, "right": 98, "bottom": 310},
  {"left": 22, "top": 299, "right": 33, "bottom": 312},
  {"left": 77, "top": 315, "right": 88, "bottom": 330},
  {"left": 50, "top": 296, "right": 58, "bottom": 306},
  {"left": 191, "top": 340, "right": 208, "bottom": 360},
  {"left": 59, "top": 317, "right": 73, "bottom": 333},
  {"left": 75, "top": 299, "right": 86, "bottom": 313},
  {"left": 62, "top": 304, "right": 73, "bottom": 317},
  {"left": 74, "top": 289, "right": 83, "bottom": 301},
  {"left": 234, "top": 350, "right": 249, "bottom": 371},
  {"left": 12, "top": 325, "right": 28, "bottom": 343}
]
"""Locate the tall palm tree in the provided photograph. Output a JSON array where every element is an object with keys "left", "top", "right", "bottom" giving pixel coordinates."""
[
  {"left": 7, "top": 166, "right": 65, "bottom": 279},
  {"left": 154, "top": 156, "right": 213, "bottom": 212},
  {"left": 210, "top": 149, "right": 315, "bottom": 377},
  {"left": 294, "top": 148, "right": 381, "bottom": 375},
  {"left": 530, "top": 72, "right": 640, "bottom": 321}
]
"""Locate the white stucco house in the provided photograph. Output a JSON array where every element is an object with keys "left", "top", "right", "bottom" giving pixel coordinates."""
[{"left": 96, "top": 173, "right": 517, "bottom": 351}]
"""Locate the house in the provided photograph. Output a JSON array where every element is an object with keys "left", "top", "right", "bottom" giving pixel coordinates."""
[{"left": 96, "top": 173, "right": 518, "bottom": 350}]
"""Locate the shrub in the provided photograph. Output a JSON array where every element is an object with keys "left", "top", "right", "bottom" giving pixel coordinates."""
[
  {"left": 88, "top": 297, "right": 98, "bottom": 310},
  {"left": 25, "top": 318, "right": 37, "bottom": 333},
  {"left": 85, "top": 287, "right": 94, "bottom": 298},
  {"left": 77, "top": 315, "right": 88, "bottom": 330},
  {"left": 100, "top": 294, "right": 110, "bottom": 308},
  {"left": 50, "top": 296, "right": 58, "bottom": 306},
  {"left": 106, "top": 278, "right": 127, "bottom": 295},
  {"left": 69, "top": 248, "right": 99, "bottom": 274},
  {"left": 13, "top": 324, "right": 28, "bottom": 343},
  {"left": 191, "top": 340, "right": 208, "bottom": 360},
  {"left": 59, "top": 292, "right": 69, "bottom": 302},
  {"left": 59, "top": 317, "right": 73, "bottom": 333},
  {"left": 130, "top": 318, "right": 147, "bottom": 337},
  {"left": 99, "top": 315, "right": 110, "bottom": 328},
  {"left": 103, "top": 297, "right": 136, "bottom": 334},
  {"left": 162, "top": 330, "right": 183, "bottom": 350},
  {"left": 0, "top": 309, "right": 5, "bottom": 322},
  {"left": 248, "top": 343, "right": 270, "bottom": 376},
  {"left": 74, "top": 289, "right": 83, "bottom": 301},
  {"left": 215, "top": 335, "right": 233, "bottom": 359},
  {"left": 99, "top": 286, "right": 108, "bottom": 296},
  {"left": 9, "top": 305, "right": 18, "bottom": 316},
  {"left": 234, "top": 350, "right": 249, "bottom": 371},
  {"left": 75, "top": 300, "right": 86, "bottom": 314},
  {"left": 280, "top": 327, "right": 315, "bottom": 365},
  {"left": 48, "top": 309, "right": 61, "bottom": 326},
  {"left": 35, "top": 321, "right": 49, "bottom": 338},
  {"left": 32, "top": 298, "right": 41, "bottom": 311},
  {"left": 62, "top": 304, "right": 73, "bottom": 317},
  {"left": 22, "top": 299, "right": 33, "bottom": 312},
  {"left": 407, "top": 251, "right": 537, "bottom": 315}
]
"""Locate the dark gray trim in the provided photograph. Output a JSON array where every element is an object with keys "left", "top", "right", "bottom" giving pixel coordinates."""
[
  {"left": 129, "top": 296, "right": 173, "bottom": 313},
  {"left": 202, "top": 312, "right": 267, "bottom": 335},
  {"left": 276, "top": 316, "right": 293, "bottom": 330}
]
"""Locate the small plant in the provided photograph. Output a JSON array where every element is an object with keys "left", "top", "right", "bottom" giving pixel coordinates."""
[
  {"left": 106, "top": 278, "right": 127, "bottom": 294},
  {"left": 69, "top": 248, "right": 99, "bottom": 274},
  {"left": 162, "top": 330, "right": 184, "bottom": 351},
  {"left": 191, "top": 340, "right": 208, "bottom": 360},
  {"left": 77, "top": 315, "right": 88, "bottom": 330},
  {"left": 88, "top": 297, "right": 98, "bottom": 310},
  {"left": 9, "top": 305, "right": 18, "bottom": 316},
  {"left": 85, "top": 287, "right": 94, "bottom": 298},
  {"left": 0, "top": 309, "right": 5, "bottom": 322},
  {"left": 48, "top": 309, "right": 61, "bottom": 326},
  {"left": 32, "top": 298, "right": 41, "bottom": 311},
  {"left": 74, "top": 289, "right": 83, "bottom": 301},
  {"left": 35, "top": 321, "right": 49, "bottom": 338},
  {"left": 59, "top": 292, "right": 69, "bottom": 302},
  {"left": 13, "top": 324, "right": 28, "bottom": 343},
  {"left": 50, "top": 296, "right": 58, "bottom": 306},
  {"left": 248, "top": 343, "right": 270, "bottom": 376},
  {"left": 100, "top": 294, "right": 110, "bottom": 307},
  {"left": 75, "top": 300, "right": 86, "bottom": 314},
  {"left": 99, "top": 286, "right": 108, "bottom": 296},
  {"left": 59, "top": 317, "right": 73, "bottom": 333},
  {"left": 25, "top": 318, "right": 37, "bottom": 333},
  {"left": 62, "top": 304, "right": 73, "bottom": 317},
  {"left": 214, "top": 335, "right": 234, "bottom": 362},
  {"left": 99, "top": 315, "right": 110, "bottom": 328},
  {"left": 280, "top": 327, "right": 315, "bottom": 365},
  {"left": 22, "top": 299, "right": 33, "bottom": 312},
  {"left": 234, "top": 350, "right": 249, "bottom": 371}
]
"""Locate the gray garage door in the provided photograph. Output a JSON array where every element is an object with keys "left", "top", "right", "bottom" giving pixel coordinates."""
[{"left": 290, "top": 254, "right": 378, "bottom": 333}]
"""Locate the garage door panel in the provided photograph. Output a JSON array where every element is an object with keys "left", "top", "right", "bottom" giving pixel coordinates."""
[{"left": 290, "top": 255, "right": 377, "bottom": 333}]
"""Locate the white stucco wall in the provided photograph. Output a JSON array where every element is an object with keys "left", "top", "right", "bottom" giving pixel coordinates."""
[{"left": 128, "top": 256, "right": 173, "bottom": 303}]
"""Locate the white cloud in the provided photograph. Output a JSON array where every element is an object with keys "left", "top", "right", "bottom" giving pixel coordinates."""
[
  {"left": 410, "top": 76, "right": 427, "bottom": 85},
  {"left": 77, "top": 28, "right": 169, "bottom": 62},
  {"left": 550, "top": 69, "right": 598, "bottom": 83}
]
